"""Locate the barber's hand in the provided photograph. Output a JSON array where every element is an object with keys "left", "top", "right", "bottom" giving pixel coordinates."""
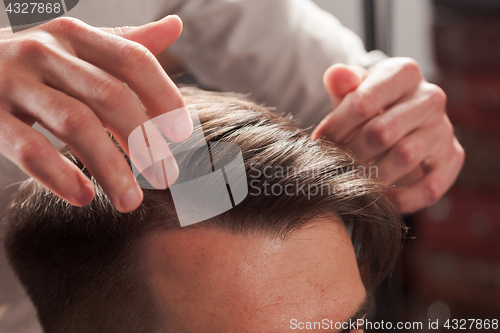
[
  {"left": 312, "top": 58, "right": 465, "bottom": 213},
  {"left": 0, "top": 16, "right": 193, "bottom": 213}
]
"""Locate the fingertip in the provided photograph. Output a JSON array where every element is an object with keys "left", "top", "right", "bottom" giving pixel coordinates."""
[
  {"left": 141, "top": 156, "right": 180, "bottom": 190},
  {"left": 73, "top": 181, "right": 95, "bottom": 207},
  {"left": 51, "top": 160, "right": 95, "bottom": 207},
  {"left": 170, "top": 111, "right": 193, "bottom": 142},
  {"left": 311, "top": 113, "right": 335, "bottom": 142},
  {"left": 311, "top": 126, "right": 324, "bottom": 141},
  {"left": 324, "top": 64, "right": 364, "bottom": 98},
  {"left": 165, "top": 14, "right": 183, "bottom": 29},
  {"left": 323, "top": 64, "right": 351, "bottom": 85},
  {"left": 158, "top": 15, "right": 183, "bottom": 40},
  {"left": 323, "top": 64, "right": 345, "bottom": 95},
  {"left": 116, "top": 184, "right": 144, "bottom": 213},
  {"left": 153, "top": 106, "right": 193, "bottom": 143},
  {"left": 117, "top": 15, "right": 184, "bottom": 55}
]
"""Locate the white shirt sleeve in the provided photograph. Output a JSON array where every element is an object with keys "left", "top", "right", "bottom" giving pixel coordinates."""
[
  {"left": 166, "top": 0, "right": 387, "bottom": 129},
  {"left": 1, "top": 0, "right": 386, "bottom": 128},
  {"left": 0, "top": 0, "right": 387, "bottom": 215}
]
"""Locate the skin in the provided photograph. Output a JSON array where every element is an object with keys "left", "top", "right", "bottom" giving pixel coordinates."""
[
  {"left": 0, "top": 16, "right": 193, "bottom": 213},
  {"left": 145, "top": 219, "right": 366, "bottom": 333},
  {"left": 0, "top": 16, "right": 462, "bottom": 215},
  {"left": 312, "top": 59, "right": 465, "bottom": 213}
]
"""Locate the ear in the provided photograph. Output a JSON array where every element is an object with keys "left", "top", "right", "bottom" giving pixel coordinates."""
[
  {"left": 323, "top": 64, "right": 367, "bottom": 104},
  {"left": 100, "top": 15, "right": 183, "bottom": 55}
]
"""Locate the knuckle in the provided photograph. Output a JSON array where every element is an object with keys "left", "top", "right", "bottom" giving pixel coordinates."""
[
  {"left": 458, "top": 144, "right": 465, "bottom": 161},
  {"left": 350, "top": 90, "right": 378, "bottom": 119},
  {"left": 93, "top": 77, "right": 131, "bottom": 110},
  {"left": 427, "top": 84, "right": 447, "bottom": 109},
  {"left": 424, "top": 178, "right": 444, "bottom": 204},
  {"left": 401, "top": 58, "right": 420, "bottom": 73},
  {"left": 398, "top": 57, "right": 422, "bottom": 81},
  {"left": 48, "top": 17, "right": 85, "bottom": 35},
  {"left": 395, "top": 141, "right": 421, "bottom": 166},
  {"left": 116, "top": 41, "right": 154, "bottom": 71},
  {"left": 455, "top": 141, "right": 466, "bottom": 165},
  {"left": 13, "top": 33, "right": 59, "bottom": 61},
  {"left": 443, "top": 117, "right": 455, "bottom": 136},
  {"left": 16, "top": 138, "right": 46, "bottom": 167},
  {"left": 368, "top": 119, "right": 393, "bottom": 148},
  {"left": 57, "top": 108, "right": 94, "bottom": 135},
  {"left": 15, "top": 38, "right": 46, "bottom": 57}
]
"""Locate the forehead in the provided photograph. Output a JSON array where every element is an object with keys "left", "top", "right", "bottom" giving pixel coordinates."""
[{"left": 145, "top": 220, "right": 366, "bottom": 332}]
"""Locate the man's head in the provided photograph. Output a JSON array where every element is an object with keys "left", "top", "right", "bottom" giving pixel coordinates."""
[{"left": 4, "top": 87, "right": 403, "bottom": 333}]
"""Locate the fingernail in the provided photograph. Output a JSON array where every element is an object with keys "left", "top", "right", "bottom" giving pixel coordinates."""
[
  {"left": 153, "top": 107, "right": 193, "bottom": 143},
  {"left": 170, "top": 113, "right": 193, "bottom": 142},
  {"left": 119, "top": 185, "right": 143, "bottom": 212},
  {"left": 155, "top": 156, "right": 179, "bottom": 188}
]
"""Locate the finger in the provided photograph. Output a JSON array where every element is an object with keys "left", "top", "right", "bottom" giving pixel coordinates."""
[
  {"left": 11, "top": 81, "right": 145, "bottom": 212},
  {"left": 312, "top": 65, "right": 366, "bottom": 141},
  {"left": 128, "top": 118, "right": 180, "bottom": 190},
  {"left": 343, "top": 83, "right": 446, "bottom": 161},
  {"left": 39, "top": 52, "right": 166, "bottom": 152},
  {"left": 0, "top": 112, "right": 95, "bottom": 207},
  {"left": 100, "top": 15, "right": 183, "bottom": 55},
  {"left": 40, "top": 52, "right": 149, "bottom": 150},
  {"left": 371, "top": 121, "right": 448, "bottom": 186},
  {"left": 323, "top": 64, "right": 367, "bottom": 105},
  {"left": 47, "top": 17, "right": 192, "bottom": 141},
  {"left": 313, "top": 58, "right": 423, "bottom": 143},
  {"left": 37, "top": 60, "right": 178, "bottom": 196},
  {"left": 384, "top": 137, "right": 465, "bottom": 213}
]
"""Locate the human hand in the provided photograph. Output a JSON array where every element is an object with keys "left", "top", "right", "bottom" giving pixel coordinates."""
[
  {"left": 0, "top": 16, "right": 193, "bottom": 213},
  {"left": 312, "top": 58, "right": 465, "bottom": 213}
]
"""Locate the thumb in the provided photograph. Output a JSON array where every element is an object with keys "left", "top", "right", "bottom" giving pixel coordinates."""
[
  {"left": 99, "top": 15, "right": 183, "bottom": 55},
  {"left": 324, "top": 64, "right": 367, "bottom": 104}
]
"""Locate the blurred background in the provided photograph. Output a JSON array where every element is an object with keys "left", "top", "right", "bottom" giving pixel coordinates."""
[
  {"left": 318, "top": 0, "right": 500, "bottom": 331},
  {"left": 1, "top": 0, "right": 499, "bottom": 332}
]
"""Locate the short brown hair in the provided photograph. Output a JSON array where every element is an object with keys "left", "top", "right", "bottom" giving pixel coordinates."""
[{"left": 4, "top": 87, "right": 404, "bottom": 333}]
